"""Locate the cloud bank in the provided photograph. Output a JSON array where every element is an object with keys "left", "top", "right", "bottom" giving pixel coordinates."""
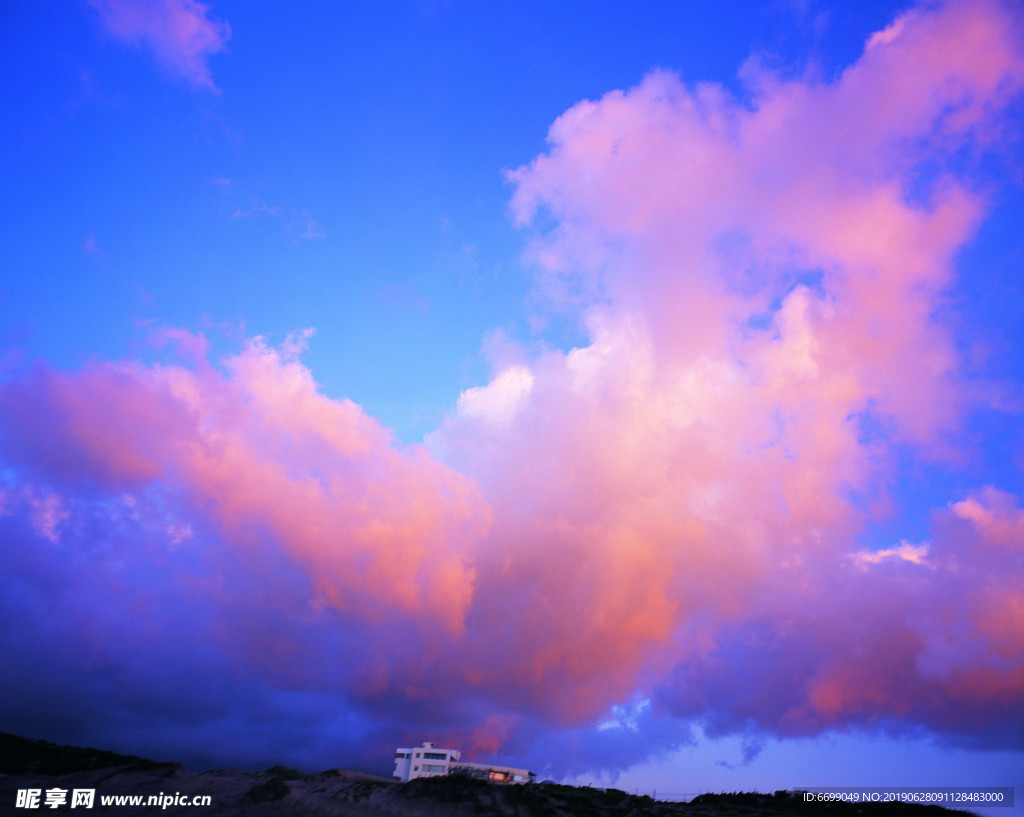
[{"left": 3, "top": 0, "right": 1024, "bottom": 776}]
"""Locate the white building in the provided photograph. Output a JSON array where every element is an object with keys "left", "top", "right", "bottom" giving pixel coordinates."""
[
  {"left": 393, "top": 741, "right": 535, "bottom": 784},
  {"left": 393, "top": 742, "right": 461, "bottom": 781}
]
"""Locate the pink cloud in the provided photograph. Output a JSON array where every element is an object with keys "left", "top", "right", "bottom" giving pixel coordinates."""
[
  {"left": 951, "top": 486, "right": 1024, "bottom": 550},
  {"left": 88, "top": 0, "right": 230, "bottom": 90},
  {"left": 146, "top": 324, "right": 210, "bottom": 361},
  {"left": 508, "top": 0, "right": 1024, "bottom": 453},
  {"left": 1, "top": 334, "right": 488, "bottom": 636},
  {"left": 432, "top": 0, "right": 1024, "bottom": 739}
]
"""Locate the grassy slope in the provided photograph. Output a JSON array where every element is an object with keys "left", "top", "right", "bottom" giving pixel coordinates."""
[{"left": 0, "top": 733, "right": 974, "bottom": 816}]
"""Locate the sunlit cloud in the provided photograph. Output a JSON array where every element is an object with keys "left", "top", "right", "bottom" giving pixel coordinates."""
[
  {"left": 851, "top": 541, "right": 931, "bottom": 568},
  {"left": 442, "top": 0, "right": 1024, "bottom": 749}
]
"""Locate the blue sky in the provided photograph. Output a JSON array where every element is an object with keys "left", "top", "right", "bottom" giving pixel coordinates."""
[
  {"left": 2, "top": 0, "right": 916, "bottom": 440},
  {"left": 2, "top": 0, "right": 1023, "bottom": 811}
]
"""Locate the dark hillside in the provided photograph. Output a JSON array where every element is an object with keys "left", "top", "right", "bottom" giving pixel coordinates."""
[{"left": 0, "top": 733, "right": 975, "bottom": 816}]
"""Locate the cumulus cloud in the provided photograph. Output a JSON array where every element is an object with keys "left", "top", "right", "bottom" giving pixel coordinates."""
[
  {"left": 2, "top": 0, "right": 1024, "bottom": 776},
  {"left": 3, "top": 333, "right": 487, "bottom": 629},
  {"left": 440, "top": 0, "right": 1024, "bottom": 751},
  {"left": 88, "top": 0, "right": 230, "bottom": 90}
]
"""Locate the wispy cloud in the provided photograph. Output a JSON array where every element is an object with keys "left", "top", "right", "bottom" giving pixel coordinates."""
[
  {"left": 87, "top": 0, "right": 230, "bottom": 91},
  {"left": 81, "top": 233, "right": 104, "bottom": 257},
  {"left": 232, "top": 198, "right": 280, "bottom": 219},
  {"left": 232, "top": 198, "right": 325, "bottom": 243},
  {"left": 851, "top": 541, "right": 931, "bottom": 568},
  {"left": 286, "top": 214, "right": 325, "bottom": 243}
]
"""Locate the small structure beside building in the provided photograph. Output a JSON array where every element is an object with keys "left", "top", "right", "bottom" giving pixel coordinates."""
[
  {"left": 449, "top": 760, "right": 534, "bottom": 784},
  {"left": 393, "top": 741, "right": 535, "bottom": 784}
]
